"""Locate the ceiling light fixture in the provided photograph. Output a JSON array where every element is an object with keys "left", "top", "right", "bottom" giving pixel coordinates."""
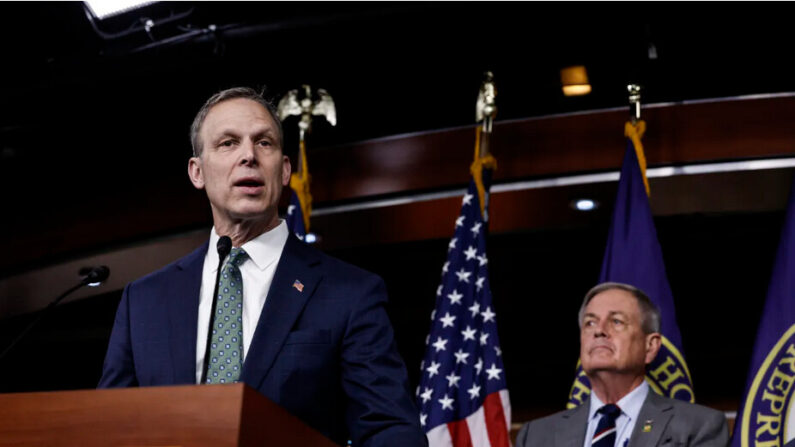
[
  {"left": 560, "top": 66, "right": 592, "bottom": 97},
  {"left": 84, "top": 0, "right": 156, "bottom": 20}
]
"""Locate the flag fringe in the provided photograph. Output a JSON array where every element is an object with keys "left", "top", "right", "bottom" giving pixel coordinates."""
[
  {"left": 471, "top": 126, "right": 498, "bottom": 219},
  {"left": 290, "top": 139, "right": 312, "bottom": 231},
  {"left": 624, "top": 120, "right": 650, "bottom": 196}
]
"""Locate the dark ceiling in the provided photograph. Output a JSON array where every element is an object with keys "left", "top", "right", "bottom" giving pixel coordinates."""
[
  {"left": 1, "top": 3, "right": 793, "bottom": 148},
  {"left": 0, "top": 2, "right": 793, "bottom": 273}
]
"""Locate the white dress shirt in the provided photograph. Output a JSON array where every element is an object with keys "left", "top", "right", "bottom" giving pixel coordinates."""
[
  {"left": 194, "top": 220, "right": 289, "bottom": 384},
  {"left": 584, "top": 380, "right": 650, "bottom": 447}
]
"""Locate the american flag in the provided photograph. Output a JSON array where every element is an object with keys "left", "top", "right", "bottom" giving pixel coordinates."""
[
  {"left": 417, "top": 169, "right": 511, "bottom": 447},
  {"left": 286, "top": 190, "right": 307, "bottom": 240}
]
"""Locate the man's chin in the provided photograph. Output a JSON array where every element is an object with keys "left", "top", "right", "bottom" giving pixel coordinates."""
[
  {"left": 227, "top": 200, "right": 274, "bottom": 217},
  {"left": 581, "top": 359, "right": 616, "bottom": 375},
  {"left": 232, "top": 207, "right": 268, "bottom": 218},
  {"left": 217, "top": 205, "right": 277, "bottom": 225}
]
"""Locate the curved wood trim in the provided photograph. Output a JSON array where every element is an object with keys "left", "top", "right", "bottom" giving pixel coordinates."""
[{"left": 5, "top": 94, "right": 795, "bottom": 272}]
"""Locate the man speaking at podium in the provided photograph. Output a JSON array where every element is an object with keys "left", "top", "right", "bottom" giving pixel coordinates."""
[{"left": 99, "top": 87, "right": 426, "bottom": 447}]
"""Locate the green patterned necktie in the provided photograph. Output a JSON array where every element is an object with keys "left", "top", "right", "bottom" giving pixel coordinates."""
[{"left": 205, "top": 247, "right": 248, "bottom": 384}]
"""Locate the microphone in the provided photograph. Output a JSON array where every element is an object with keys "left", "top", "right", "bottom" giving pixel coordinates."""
[
  {"left": 201, "top": 236, "right": 232, "bottom": 383},
  {"left": 217, "top": 236, "right": 232, "bottom": 260},
  {"left": 0, "top": 265, "right": 112, "bottom": 362},
  {"left": 81, "top": 265, "right": 111, "bottom": 285}
]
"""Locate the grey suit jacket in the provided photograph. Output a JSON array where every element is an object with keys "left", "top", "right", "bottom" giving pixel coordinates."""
[{"left": 515, "top": 391, "right": 728, "bottom": 447}]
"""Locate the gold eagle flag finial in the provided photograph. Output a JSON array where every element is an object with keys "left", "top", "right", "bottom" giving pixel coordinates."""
[
  {"left": 277, "top": 85, "right": 337, "bottom": 233},
  {"left": 277, "top": 84, "right": 337, "bottom": 144}
]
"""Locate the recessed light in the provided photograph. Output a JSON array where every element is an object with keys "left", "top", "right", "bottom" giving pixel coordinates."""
[{"left": 572, "top": 199, "right": 599, "bottom": 212}]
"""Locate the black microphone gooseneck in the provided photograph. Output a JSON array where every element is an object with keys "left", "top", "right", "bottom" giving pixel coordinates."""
[
  {"left": 201, "top": 236, "right": 232, "bottom": 384},
  {"left": 0, "top": 266, "right": 111, "bottom": 362}
]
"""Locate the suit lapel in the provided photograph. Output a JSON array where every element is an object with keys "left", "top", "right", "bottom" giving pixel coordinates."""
[
  {"left": 168, "top": 242, "right": 207, "bottom": 384},
  {"left": 557, "top": 401, "right": 590, "bottom": 447},
  {"left": 628, "top": 391, "right": 674, "bottom": 447},
  {"left": 240, "top": 235, "right": 322, "bottom": 389}
]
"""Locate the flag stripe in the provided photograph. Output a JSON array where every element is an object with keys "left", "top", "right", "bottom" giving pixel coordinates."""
[
  {"left": 427, "top": 423, "right": 453, "bottom": 447},
  {"left": 483, "top": 392, "right": 510, "bottom": 447},
  {"left": 499, "top": 390, "right": 511, "bottom": 433},
  {"left": 448, "top": 419, "right": 474, "bottom": 447},
  {"left": 464, "top": 404, "right": 491, "bottom": 447}
]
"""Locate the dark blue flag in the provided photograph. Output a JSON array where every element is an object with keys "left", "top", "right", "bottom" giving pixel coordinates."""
[
  {"left": 568, "top": 122, "right": 695, "bottom": 408},
  {"left": 731, "top": 177, "right": 795, "bottom": 447},
  {"left": 418, "top": 159, "right": 511, "bottom": 447}
]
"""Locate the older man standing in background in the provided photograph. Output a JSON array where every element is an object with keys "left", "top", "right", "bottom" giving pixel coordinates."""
[{"left": 516, "top": 282, "right": 728, "bottom": 447}]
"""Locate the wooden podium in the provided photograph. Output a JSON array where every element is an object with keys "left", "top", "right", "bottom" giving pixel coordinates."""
[{"left": 0, "top": 383, "right": 339, "bottom": 446}]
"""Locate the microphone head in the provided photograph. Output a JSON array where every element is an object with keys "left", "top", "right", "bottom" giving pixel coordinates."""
[
  {"left": 83, "top": 265, "right": 110, "bottom": 285},
  {"left": 217, "top": 236, "right": 232, "bottom": 258}
]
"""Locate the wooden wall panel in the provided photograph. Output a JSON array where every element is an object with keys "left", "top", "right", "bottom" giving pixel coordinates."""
[
  {"left": 308, "top": 96, "right": 795, "bottom": 204},
  {"left": 4, "top": 95, "right": 795, "bottom": 273}
]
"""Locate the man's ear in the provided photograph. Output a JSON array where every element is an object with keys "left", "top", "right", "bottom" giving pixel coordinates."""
[
  {"left": 188, "top": 157, "right": 205, "bottom": 190},
  {"left": 644, "top": 332, "right": 662, "bottom": 365},
  {"left": 282, "top": 154, "right": 292, "bottom": 186}
]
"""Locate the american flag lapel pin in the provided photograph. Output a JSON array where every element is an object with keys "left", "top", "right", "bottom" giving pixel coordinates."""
[{"left": 292, "top": 279, "right": 304, "bottom": 292}]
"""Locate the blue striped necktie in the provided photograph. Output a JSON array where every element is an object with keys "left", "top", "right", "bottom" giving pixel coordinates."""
[{"left": 592, "top": 404, "right": 622, "bottom": 447}]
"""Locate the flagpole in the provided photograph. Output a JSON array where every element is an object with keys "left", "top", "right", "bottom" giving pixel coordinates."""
[
  {"left": 628, "top": 84, "right": 641, "bottom": 124},
  {"left": 625, "top": 84, "right": 650, "bottom": 196},
  {"left": 473, "top": 72, "right": 498, "bottom": 220}
]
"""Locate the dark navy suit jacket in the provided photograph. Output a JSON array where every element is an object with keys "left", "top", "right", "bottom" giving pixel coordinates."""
[{"left": 99, "top": 235, "right": 426, "bottom": 447}]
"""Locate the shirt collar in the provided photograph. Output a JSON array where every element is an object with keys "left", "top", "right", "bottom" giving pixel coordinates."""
[
  {"left": 588, "top": 379, "right": 650, "bottom": 422},
  {"left": 208, "top": 220, "right": 289, "bottom": 272}
]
